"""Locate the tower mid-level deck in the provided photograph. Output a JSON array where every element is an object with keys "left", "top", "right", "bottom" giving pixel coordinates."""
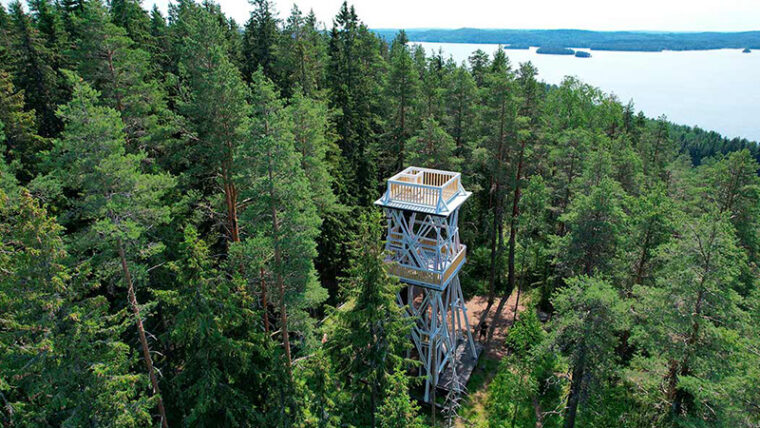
[{"left": 374, "top": 166, "right": 471, "bottom": 217}]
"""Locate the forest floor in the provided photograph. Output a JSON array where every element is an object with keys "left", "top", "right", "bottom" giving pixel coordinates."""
[{"left": 452, "top": 290, "right": 527, "bottom": 427}]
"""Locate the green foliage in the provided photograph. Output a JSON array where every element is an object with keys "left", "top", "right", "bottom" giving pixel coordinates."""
[
  {"left": 0, "top": 180, "right": 152, "bottom": 426},
  {"left": 7, "top": 0, "right": 62, "bottom": 137},
  {"left": 327, "top": 212, "right": 412, "bottom": 426},
  {"left": 0, "top": 70, "right": 45, "bottom": 181},
  {"left": 406, "top": 116, "right": 458, "bottom": 170},
  {"left": 550, "top": 276, "right": 628, "bottom": 427},
  {"left": 377, "top": 364, "right": 425, "bottom": 428},
  {"left": 158, "top": 226, "right": 275, "bottom": 425}
]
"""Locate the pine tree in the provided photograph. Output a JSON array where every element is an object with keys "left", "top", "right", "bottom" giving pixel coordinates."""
[
  {"left": 626, "top": 183, "right": 676, "bottom": 289},
  {"left": 468, "top": 49, "right": 490, "bottom": 86},
  {"left": 278, "top": 6, "right": 327, "bottom": 97},
  {"left": 406, "top": 116, "right": 458, "bottom": 170},
  {"left": 74, "top": 0, "right": 175, "bottom": 155},
  {"left": 698, "top": 149, "right": 760, "bottom": 265},
  {"left": 550, "top": 276, "right": 626, "bottom": 428},
  {"left": 176, "top": 3, "right": 249, "bottom": 243},
  {"left": 242, "top": 70, "right": 326, "bottom": 372},
  {"left": 383, "top": 30, "right": 419, "bottom": 173},
  {"left": 49, "top": 75, "right": 174, "bottom": 427},
  {"left": 553, "top": 174, "right": 627, "bottom": 278},
  {"left": 630, "top": 210, "right": 750, "bottom": 425},
  {"left": 472, "top": 50, "right": 518, "bottom": 331},
  {"left": 285, "top": 90, "right": 338, "bottom": 214}
]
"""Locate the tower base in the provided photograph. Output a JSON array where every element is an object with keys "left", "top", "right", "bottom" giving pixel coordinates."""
[{"left": 438, "top": 339, "right": 483, "bottom": 394}]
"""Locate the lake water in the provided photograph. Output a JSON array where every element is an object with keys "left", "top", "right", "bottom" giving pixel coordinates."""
[{"left": 414, "top": 42, "right": 760, "bottom": 142}]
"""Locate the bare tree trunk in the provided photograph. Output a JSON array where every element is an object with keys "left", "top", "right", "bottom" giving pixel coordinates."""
[
  {"left": 118, "top": 240, "right": 169, "bottom": 428},
  {"left": 260, "top": 267, "right": 269, "bottom": 333},
  {"left": 266, "top": 146, "right": 292, "bottom": 373},
  {"left": 507, "top": 138, "right": 526, "bottom": 306},
  {"left": 563, "top": 346, "right": 586, "bottom": 428}
]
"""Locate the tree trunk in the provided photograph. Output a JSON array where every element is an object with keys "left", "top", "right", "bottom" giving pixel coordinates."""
[
  {"left": 507, "top": 138, "right": 526, "bottom": 305},
  {"left": 477, "top": 198, "right": 502, "bottom": 332},
  {"left": 672, "top": 288, "right": 705, "bottom": 416},
  {"left": 563, "top": 346, "right": 586, "bottom": 428},
  {"left": 266, "top": 146, "right": 292, "bottom": 372},
  {"left": 118, "top": 240, "right": 169, "bottom": 428},
  {"left": 260, "top": 267, "right": 269, "bottom": 333}
]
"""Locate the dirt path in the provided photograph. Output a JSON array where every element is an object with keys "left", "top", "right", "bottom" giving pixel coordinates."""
[
  {"left": 465, "top": 290, "right": 526, "bottom": 359},
  {"left": 453, "top": 289, "right": 527, "bottom": 427}
]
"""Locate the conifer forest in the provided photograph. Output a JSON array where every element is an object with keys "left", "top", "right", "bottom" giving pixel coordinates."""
[{"left": 0, "top": 0, "right": 759, "bottom": 427}]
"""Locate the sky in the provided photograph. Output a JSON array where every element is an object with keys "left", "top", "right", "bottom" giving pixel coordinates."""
[{"left": 141, "top": 0, "right": 760, "bottom": 32}]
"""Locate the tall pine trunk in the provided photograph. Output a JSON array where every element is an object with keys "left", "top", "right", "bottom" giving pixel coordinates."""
[
  {"left": 266, "top": 146, "right": 292, "bottom": 372},
  {"left": 118, "top": 239, "right": 169, "bottom": 428},
  {"left": 564, "top": 344, "right": 586, "bottom": 428},
  {"left": 261, "top": 267, "right": 269, "bottom": 333},
  {"left": 477, "top": 99, "right": 508, "bottom": 332}
]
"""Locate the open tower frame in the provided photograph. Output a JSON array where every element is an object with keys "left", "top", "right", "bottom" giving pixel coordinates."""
[{"left": 375, "top": 166, "right": 478, "bottom": 402}]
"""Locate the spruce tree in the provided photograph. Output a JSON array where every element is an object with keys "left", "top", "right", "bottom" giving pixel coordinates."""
[
  {"left": 0, "top": 163, "right": 153, "bottom": 426},
  {"left": 7, "top": 0, "right": 61, "bottom": 137},
  {"left": 49, "top": 75, "right": 174, "bottom": 427},
  {"left": 443, "top": 64, "right": 477, "bottom": 158},
  {"left": 242, "top": 0, "right": 280, "bottom": 83},
  {"left": 0, "top": 70, "right": 45, "bottom": 181},
  {"left": 377, "top": 365, "right": 424, "bottom": 428},
  {"left": 158, "top": 226, "right": 274, "bottom": 425},
  {"left": 327, "top": 1, "right": 382, "bottom": 205},
  {"left": 383, "top": 30, "right": 419, "bottom": 173},
  {"left": 327, "top": 212, "right": 412, "bottom": 427},
  {"left": 109, "top": 0, "right": 152, "bottom": 47}
]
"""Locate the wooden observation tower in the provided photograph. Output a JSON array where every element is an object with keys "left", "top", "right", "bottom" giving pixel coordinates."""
[{"left": 375, "top": 166, "right": 480, "bottom": 402}]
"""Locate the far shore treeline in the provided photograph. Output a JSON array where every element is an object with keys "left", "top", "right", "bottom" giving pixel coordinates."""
[{"left": 373, "top": 28, "right": 760, "bottom": 52}]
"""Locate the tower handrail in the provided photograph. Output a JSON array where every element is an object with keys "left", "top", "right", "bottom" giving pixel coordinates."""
[{"left": 383, "top": 167, "right": 463, "bottom": 213}]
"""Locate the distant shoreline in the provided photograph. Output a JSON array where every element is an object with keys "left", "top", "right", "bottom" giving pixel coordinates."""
[{"left": 373, "top": 28, "right": 760, "bottom": 53}]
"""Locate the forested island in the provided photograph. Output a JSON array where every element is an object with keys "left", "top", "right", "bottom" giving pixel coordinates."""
[
  {"left": 535, "top": 46, "right": 575, "bottom": 55},
  {"left": 1, "top": 0, "right": 759, "bottom": 427},
  {"left": 373, "top": 28, "right": 760, "bottom": 52}
]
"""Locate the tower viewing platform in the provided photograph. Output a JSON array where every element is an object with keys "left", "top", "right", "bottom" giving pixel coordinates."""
[
  {"left": 375, "top": 167, "right": 472, "bottom": 290},
  {"left": 374, "top": 166, "right": 471, "bottom": 217}
]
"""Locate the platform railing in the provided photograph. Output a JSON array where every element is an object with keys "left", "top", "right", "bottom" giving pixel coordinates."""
[
  {"left": 384, "top": 167, "right": 462, "bottom": 213},
  {"left": 385, "top": 245, "right": 466, "bottom": 289}
]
